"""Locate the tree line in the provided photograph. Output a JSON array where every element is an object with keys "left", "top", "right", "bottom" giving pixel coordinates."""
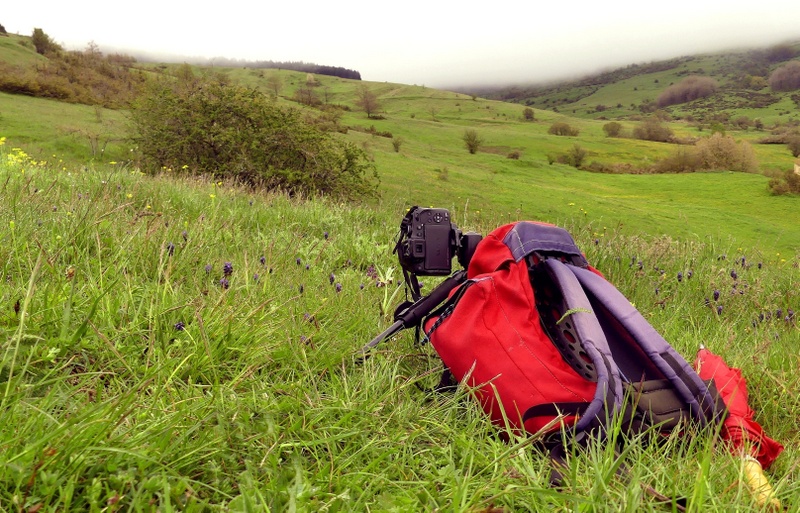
[{"left": 201, "top": 57, "right": 361, "bottom": 80}]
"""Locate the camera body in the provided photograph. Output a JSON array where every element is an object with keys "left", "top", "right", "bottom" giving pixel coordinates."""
[{"left": 396, "top": 206, "right": 482, "bottom": 276}]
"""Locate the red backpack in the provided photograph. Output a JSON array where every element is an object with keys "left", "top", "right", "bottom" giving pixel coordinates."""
[{"left": 419, "top": 220, "right": 723, "bottom": 440}]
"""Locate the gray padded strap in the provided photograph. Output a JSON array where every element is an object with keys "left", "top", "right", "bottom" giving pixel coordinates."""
[
  {"left": 503, "top": 222, "right": 588, "bottom": 266},
  {"left": 537, "top": 259, "right": 624, "bottom": 432},
  {"left": 568, "top": 264, "right": 723, "bottom": 425}
]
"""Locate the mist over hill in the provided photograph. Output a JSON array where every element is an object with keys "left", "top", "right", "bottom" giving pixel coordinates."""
[{"left": 452, "top": 40, "right": 800, "bottom": 126}]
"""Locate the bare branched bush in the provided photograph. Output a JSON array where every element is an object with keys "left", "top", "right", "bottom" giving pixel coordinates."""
[
  {"left": 656, "top": 76, "right": 718, "bottom": 107},
  {"left": 632, "top": 117, "right": 674, "bottom": 143},
  {"left": 462, "top": 129, "right": 483, "bottom": 154},
  {"left": 787, "top": 136, "right": 800, "bottom": 158},
  {"left": 603, "top": 121, "right": 623, "bottom": 137},
  {"left": 548, "top": 122, "right": 579, "bottom": 136},
  {"left": 695, "top": 133, "right": 759, "bottom": 172},
  {"left": 769, "top": 170, "right": 800, "bottom": 195},
  {"left": 769, "top": 61, "right": 800, "bottom": 92},
  {"left": 522, "top": 107, "right": 535, "bottom": 121},
  {"left": 652, "top": 134, "right": 759, "bottom": 173}
]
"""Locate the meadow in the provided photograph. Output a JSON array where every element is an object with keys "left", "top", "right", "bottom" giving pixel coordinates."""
[
  {"left": 1, "top": 38, "right": 800, "bottom": 509},
  {"left": 0, "top": 142, "right": 798, "bottom": 511}
]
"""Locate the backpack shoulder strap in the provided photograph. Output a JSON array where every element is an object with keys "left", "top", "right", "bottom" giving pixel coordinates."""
[
  {"left": 533, "top": 258, "right": 624, "bottom": 433},
  {"left": 567, "top": 264, "right": 724, "bottom": 425}
]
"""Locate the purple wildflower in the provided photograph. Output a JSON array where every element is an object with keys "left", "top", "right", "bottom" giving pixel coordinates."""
[
  {"left": 182, "top": 230, "right": 188, "bottom": 241},
  {"left": 167, "top": 242, "right": 175, "bottom": 256},
  {"left": 174, "top": 321, "right": 185, "bottom": 331},
  {"left": 730, "top": 269, "right": 738, "bottom": 280},
  {"left": 299, "top": 284, "right": 304, "bottom": 294},
  {"left": 713, "top": 290, "right": 720, "bottom": 301},
  {"left": 223, "top": 262, "right": 233, "bottom": 276},
  {"left": 716, "top": 305, "right": 723, "bottom": 315},
  {"left": 677, "top": 272, "right": 683, "bottom": 282},
  {"left": 260, "top": 255, "right": 266, "bottom": 266},
  {"left": 335, "top": 283, "right": 342, "bottom": 293},
  {"left": 205, "top": 264, "right": 212, "bottom": 274},
  {"left": 296, "top": 257, "right": 302, "bottom": 266},
  {"left": 324, "top": 231, "right": 329, "bottom": 240},
  {"left": 329, "top": 273, "right": 336, "bottom": 285},
  {"left": 758, "top": 262, "right": 763, "bottom": 269},
  {"left": 360, "top": 283, "right": 365, "bottom": 290},
  {"left": 253, "top": 273, "right": 259, "bottom": 282},
  {"left": 220, "top": 277, "right": 229, "bottom": 289},
  {"left": 687, "top": 270, "right": 693, "bottom": 279}
]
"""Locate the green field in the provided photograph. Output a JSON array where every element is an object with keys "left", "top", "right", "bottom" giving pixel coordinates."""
[
  {"left": 1, "top": 39, "right": 799, "bottom": 511},
  {"left": 1, "top": 147, "right": 797, "bottom": 511}
]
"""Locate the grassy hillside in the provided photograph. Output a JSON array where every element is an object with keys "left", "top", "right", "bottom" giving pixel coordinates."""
[
  {"left": 471, "top": 41, "right": 800, "bottom": 128},
  {"left": 0, "top": 33, "right": 45, "bottom": 67},
  {"left": 1, "top": 36, "right": 798, "bottom": 511},
  {"left": 1, "top": 38, "right": 798, "bottom": 254},
  {"left": 1, "top": 147, "right": 797, "bottom": 511}
]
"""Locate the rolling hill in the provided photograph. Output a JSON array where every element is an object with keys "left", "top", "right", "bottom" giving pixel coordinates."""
[
  {"left": 466, "top": 40, "right": 800, "bottom": 127},
  {"left": 1, "top": 32, "right": 799, "bottom": 254}
]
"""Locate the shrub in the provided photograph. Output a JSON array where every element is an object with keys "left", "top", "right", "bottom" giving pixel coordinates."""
[
  {"left": 566, "top": 144, "right": 587, "bottom": 168},
  {"left": 652, "top": 148, "right": 702, "bottom": 173},
  {"left": 765, "top": 44, "right": 797, "bottom": 63},
  {"left": 603, "top": 121, "right": 623, "bottom": 138},
  {"left": 31, "top": 28, "right": 61, "bottom": 55},
  {"left": 633, "top": 117, "right": 674, "bottom": 143},
  {"left": 392, "top": 137, "right": 403, "bottom": 153},
  {"left": 548, "top": 122, "right": 579, "bottom": 136},
  {"left": 769, "top": 61, "right": 800, "bottom": 92},
  {"left": 768, "top": 170, "right": 800, "bottom": 195},
  {"left": 507, "top": 150, "right": 521, "bottom": 160},
  {"left": 462, "top": 129, "right": 483, "bottom": 154},
  {"left": 694, "top": 133, "right": 759, "bottom": 172},
  {"left": 733, "top": 116, "right": 752, "bottom": 130},
  {"left": 129, "top": 73, "right": 377, "bottom": 199},
  {"left": 656, "top": 76, "right": 718, "bottom": 107},
  {"left": 787, "top": 136, "right": 800, "bottom": 157},
  {"left": 650, "top": 134, "right": 759, "bottom": 173},
  {"left": 522, "top": 107, "right": 535, "bottom": 121}
]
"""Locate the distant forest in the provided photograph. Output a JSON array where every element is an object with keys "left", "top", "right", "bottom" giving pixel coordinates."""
[{"left": 201, "top": 57, "right": 361, "bottom": 80}]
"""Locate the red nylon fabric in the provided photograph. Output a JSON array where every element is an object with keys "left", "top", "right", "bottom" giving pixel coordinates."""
[
  {"left": 694, "top": 348, "right": 784, "bottom": 469},
  {"left": 425, "top": 223, "right": 597, "bottom": 434}
]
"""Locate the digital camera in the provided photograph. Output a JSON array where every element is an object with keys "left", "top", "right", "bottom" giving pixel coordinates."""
[{"left": 395, "top": 206, "right": 482, "bottom": 276}]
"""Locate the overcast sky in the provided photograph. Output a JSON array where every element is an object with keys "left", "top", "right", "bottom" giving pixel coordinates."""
[{"left": 5, "top": 1, "right": 800, "bottom": 87}]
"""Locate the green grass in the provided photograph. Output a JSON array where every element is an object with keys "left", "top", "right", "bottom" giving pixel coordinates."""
[
  {"left": 2, "top": 68, "right": 799, "bottom": 257},
  {"left": 488, "top": 47, "right": 800, "bottom": 127},
  {"left": 0, "top": 34, "right": 45, "bottom": 67},
  {"left": 1, "top": 145, "right": 798, "bottom": 511},
  {"left": 0, "top": 92, "right": 131, "bottom": 164}
]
